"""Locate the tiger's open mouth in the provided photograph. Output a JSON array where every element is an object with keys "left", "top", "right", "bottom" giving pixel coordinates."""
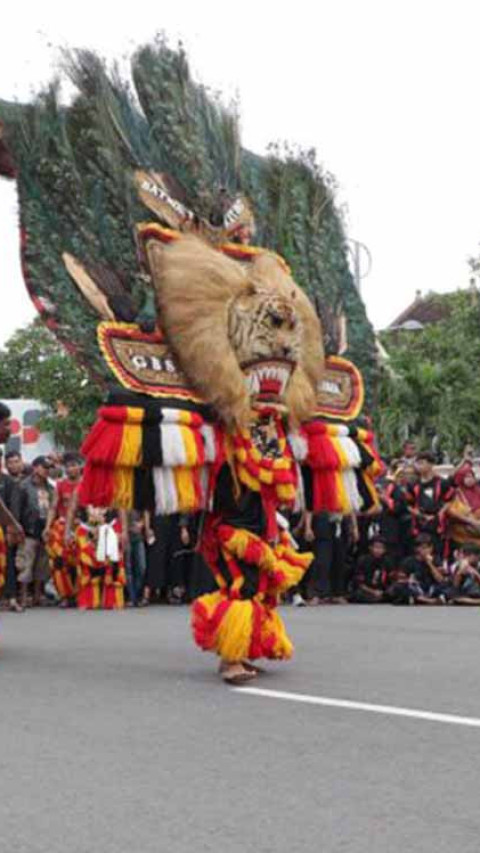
[{"left": 241, "top": 358, "right": 295, "bottom": 402}]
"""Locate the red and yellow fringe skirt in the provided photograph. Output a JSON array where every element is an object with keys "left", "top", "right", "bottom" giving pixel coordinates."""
[
  {"left": 192, "top": 524, "right": 313, "bottom": 662},
  {"left": 46, "top": 518, "right": 76, "bottom": 600},
  {"left": 76, "top": 569, "right": 125, "bottom": 610},
  {"left": 75, "top": 525, "right": 126, "bottom": 610}
]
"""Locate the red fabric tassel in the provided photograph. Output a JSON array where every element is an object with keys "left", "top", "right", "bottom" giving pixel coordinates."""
[
  {"left": 79, "top": 407, "right": 130, "bottom": 507},
  {"left": 78, "top": 461, "right": 115, "bottom": 508},
  {"left": 312, "top": 469, "right": 341, "bottom": 513},
  {"left": 80, "top": 407, "right": 127, "bottom": 464},
  {"left": 244, "top": 538, "right": 265, "bottom": 566},
  {"left": 200, "top": 517, "right": 221, "bottom": 572},
  {"left": 263, "top": 489, "right": 278, "bottom": 543},
  {"left": 102, "top": 584, "right": 123, "bottom": 610},
  {"left": 248, "top": 600, "right": 264, "bottom": 659},
  {"left": 77, "top": 585, "right": 98, "bottom": 610}
]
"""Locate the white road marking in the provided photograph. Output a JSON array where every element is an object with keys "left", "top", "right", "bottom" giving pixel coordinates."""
[{"left": 233, "top": 686, "right": 480, "bottom": 729}]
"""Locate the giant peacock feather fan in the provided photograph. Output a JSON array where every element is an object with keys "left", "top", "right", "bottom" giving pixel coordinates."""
[{"left": 0, "top": 38, "right": 377, "bottom": 399}]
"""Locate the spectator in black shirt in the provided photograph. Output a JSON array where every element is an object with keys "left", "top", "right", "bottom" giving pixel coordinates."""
[
  {"left": 0, "top": 464, "right": 23, "bottom": 612},
  {"left": 5, "top": 450, "right": 28, "bottom": 482},
  {"left": 350, "top": 538, "right": 392, "bottom": 603},
  {"left": 400, "top": 535, "right": 452, "bottom": 604},
  {"left": 379, "top": 465, "right": 416, "bottom": 559},
  {"left": 303, "top": 510, "right": 355, "bottom": 604},
  {"left": 408, "top": 452, "right": 453, "bottom": 557},
  {"left": 16, "top": 456, "right": 54, "bottom": 607}
]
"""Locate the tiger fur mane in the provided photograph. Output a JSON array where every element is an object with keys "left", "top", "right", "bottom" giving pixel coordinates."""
[{"left": 145, "top": 235, "right": 324, "bottom": 429}]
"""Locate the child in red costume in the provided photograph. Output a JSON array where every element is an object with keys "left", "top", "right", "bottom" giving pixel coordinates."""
[
  {"left": 75, "top": 508, "right": 126, "bottom": 610},
  {"left": 44, "top": 453, "right": 83, "bottom": 606}
]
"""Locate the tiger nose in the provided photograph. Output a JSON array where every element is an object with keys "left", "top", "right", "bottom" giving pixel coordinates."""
[{"left": 281, "top": 345, "right": 292, "bottom": 358}]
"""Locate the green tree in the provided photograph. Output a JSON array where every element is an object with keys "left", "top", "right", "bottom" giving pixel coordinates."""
[
  {"left": 376, "top": 291, "right": 480, "bottom": 459},
  {"left": 0, "top": 318, "right": 103, "bottom": 448}
]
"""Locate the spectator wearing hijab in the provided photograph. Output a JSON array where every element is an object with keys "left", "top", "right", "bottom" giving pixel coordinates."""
[{"left": 444, "top": 465, "right": 480, "bottom": 551}]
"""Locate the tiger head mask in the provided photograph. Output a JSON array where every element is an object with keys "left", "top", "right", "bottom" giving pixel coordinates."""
[{"left": 145, "top": 235, "right": 324, "bottom": 429}]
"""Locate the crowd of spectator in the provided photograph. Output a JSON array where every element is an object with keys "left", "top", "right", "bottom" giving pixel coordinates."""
[
  {"left": 0, "top": 403, "right": 215, "bottom": 612},
  {"left": 1, "top": 396, "right": 480, "bottom": 613},
  {"left": 291, "top": 440, "right": 480, "bottom": 608}
]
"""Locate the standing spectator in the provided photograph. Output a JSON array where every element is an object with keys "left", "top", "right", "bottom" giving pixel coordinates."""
[
  {"left": 303, "top": 510, "right": 356, "bottom": 604},
  {"left": 376, "top": 471, "right": 410, "bottom": 561},
  {"left": 5, "top": 450, "right": 29, "bottom": 482},
  {"left": 400, "top": 439, "right": 417, "bottom": 467},
  {"left": 45, "top": 452, "right": 65, "bottom": 481},
  {"left": 408, "top": 452, "right": 453, "bottom": 558},
  {"left": 43, "top": 453, "right": 83, "bottom": 607},
  {"left": 381, "top": 465, "right": 416, "bottom": 559},
  {"left": 141, "top": 513, "right": 186, "bottom": 605},
  {"left": 455, "top": 443, "right": 476, "bottom": 473},
  {"left": 124, "top": 510, "right": 147, "bottom": 606},
  {"left": 16, "top": 456, "right": 54, "bottom": 607},
  {"left": 0, "top": 459, "right": 23, "bottom": 612},
  {"left": 0, "top": 403, "right": 12, "bottom": 452},
  {"left": 0, "top": 404, "right": 25, "bottom": 609},
  {"left": 167, "top": 514, "right": 194, "bottom": 604}
]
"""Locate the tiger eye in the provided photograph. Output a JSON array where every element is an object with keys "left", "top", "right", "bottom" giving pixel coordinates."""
[{"left": 269, "top": 313, "right": 284, "bottom": 328}]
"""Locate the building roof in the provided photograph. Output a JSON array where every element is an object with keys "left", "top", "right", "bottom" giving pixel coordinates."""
[{"left": 388, "top": 290, "right": 457, "bottom": 330}]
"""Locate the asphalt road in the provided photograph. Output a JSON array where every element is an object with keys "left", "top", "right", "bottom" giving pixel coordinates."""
[{"left": 2, "top": 605, "right": 480, "bottom": 853}]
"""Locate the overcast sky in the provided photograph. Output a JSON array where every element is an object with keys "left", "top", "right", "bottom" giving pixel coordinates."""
[{"left": 2, "top": 0, "right": 480, "bottom": 345}]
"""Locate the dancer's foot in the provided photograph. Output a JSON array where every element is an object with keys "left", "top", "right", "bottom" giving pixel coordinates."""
[
  {"left": 219, "top": 662, "right": 257, "bottom": 685},
  {"left": 219, "top": 660, "right": 261, "bottom": 673},
  {"left": 241, "top": 660, "right": 265, "bottom": 675}
]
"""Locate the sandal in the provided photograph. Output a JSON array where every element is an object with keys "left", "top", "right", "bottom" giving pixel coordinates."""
[
  {"left": 220, "top": 663, "right": 257, "bottom": 685},
  {"left": 241, "top": 661, "right": 265, "bottom": 675}
]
